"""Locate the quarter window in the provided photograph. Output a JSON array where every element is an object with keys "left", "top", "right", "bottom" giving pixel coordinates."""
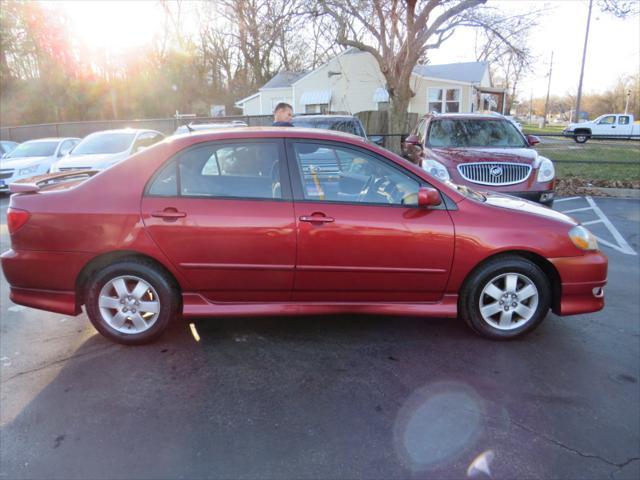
[
  {"left": 618, "top": 116, "right": 630, "bottom": 125},
  {"left": 292, "top": 143, "right": 419, "bottom": 206}
]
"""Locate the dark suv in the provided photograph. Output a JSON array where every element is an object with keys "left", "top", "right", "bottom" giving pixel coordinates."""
[{"left": 403, "top": 113, "right": 556, "bottom": 206}]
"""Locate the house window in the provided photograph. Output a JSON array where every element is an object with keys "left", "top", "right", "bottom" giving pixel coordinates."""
[
  {"left": 305, "top": 104, "right": 329, "bottom": 114},
  {"left": 428, "top": 88, "right": 460, "bottom": 113}
]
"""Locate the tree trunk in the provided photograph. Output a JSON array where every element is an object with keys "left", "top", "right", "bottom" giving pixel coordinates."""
[{"left": 388, "top": 95, "right": 411, "bottom": 154}]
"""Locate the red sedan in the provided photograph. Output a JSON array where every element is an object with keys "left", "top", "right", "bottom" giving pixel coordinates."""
[{"left": 1, "top": 128, "right": 607, "bottom": 344}]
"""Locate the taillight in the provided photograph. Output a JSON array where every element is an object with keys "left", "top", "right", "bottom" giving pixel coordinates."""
[{"left": 7, "top": 208, "right": 30, "bottom": 234}]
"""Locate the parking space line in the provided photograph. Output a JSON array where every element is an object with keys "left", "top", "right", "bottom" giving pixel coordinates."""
[
  {"left": 582, "top": 219, "right": 603, "bottom": 226},
  {"left": 584, "top": 196, "right": 637, "bottom": 256},
  {"left": 555, "top": 196, "right": 581, "bottom": 203},
  {"left": 561, "top": 206, "right": 594, "bottom": 214}
]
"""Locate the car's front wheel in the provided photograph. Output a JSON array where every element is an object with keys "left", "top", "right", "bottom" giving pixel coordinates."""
[
  {"left": 85, "top": 259, "right": 180, "bottom": 345},
  {"left": 459, "top": 256, "right": 551, "bottom": 339},
  {"left": 574, "top": 132, "right": 590, "bottom": 143}
]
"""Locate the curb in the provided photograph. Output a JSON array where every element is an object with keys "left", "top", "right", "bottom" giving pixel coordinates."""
[{"left": 588, "top": 187, "right": 640, "bottom": 199}]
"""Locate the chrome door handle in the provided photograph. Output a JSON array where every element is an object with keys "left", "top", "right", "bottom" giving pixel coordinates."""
[{"left": 299, "top": 215, "right": 335, "bottom": 223}]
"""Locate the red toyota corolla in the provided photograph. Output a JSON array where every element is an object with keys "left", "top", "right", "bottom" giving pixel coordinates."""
[{"left": 1, "top": 128, "right": 607, "bottom": 344}]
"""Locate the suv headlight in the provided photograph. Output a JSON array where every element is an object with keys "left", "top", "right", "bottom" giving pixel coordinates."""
[
  {"left": 423, "top": 159, "right": 450, "bottom": 182},
  {"left": 537, "top": 157, "right": 555, "bottom": 182},
  {"left": 569, "top": 225, "right": 598, "bottom": 251},
  {"left": 18, "top": 165, "right": 39, "bottom": 176}
]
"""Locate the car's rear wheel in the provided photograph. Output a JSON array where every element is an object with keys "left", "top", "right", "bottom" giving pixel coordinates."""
[
  {"left": 459, "top": 256, "right": 551, "bottom": 340},
  {"left": 85, "top": 260, "right": 179, "bottom": 345}
]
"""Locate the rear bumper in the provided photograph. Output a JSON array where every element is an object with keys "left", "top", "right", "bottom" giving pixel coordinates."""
[
  {"left": 549, "top": 251, "right": 608, "bottom": 316},
  {"left": 1, "top": 248, "right": 92, "bottom": 315}
]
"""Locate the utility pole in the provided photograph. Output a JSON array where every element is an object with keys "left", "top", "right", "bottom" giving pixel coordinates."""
[
  {"left": 543, "top": 51, "right": 554, "bottom": 127},
  {"left": 528, "top": 90, "right": 533, "bottom": 125},
  {"left": 575, "top": 0, "right": 593, "bottom": 124},
  {"left": 625, "top": 89, "right": 631, "bottom": 114}
]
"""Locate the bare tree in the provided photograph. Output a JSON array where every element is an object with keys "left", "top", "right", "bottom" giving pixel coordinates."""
[
  {"left": 598, "top": 0, "right": 640, "bottom": 17},
  {"left": 316, "top": 0, "right": 493, "bottom": 138},
  {"left": 474, "top": 10, "right": 538, "bottom": 113}
]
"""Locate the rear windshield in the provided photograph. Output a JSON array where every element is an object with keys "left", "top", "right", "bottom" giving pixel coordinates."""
[
  {"left": 72, "top": 132, "right": 136, "bottom": 155},
  {"left": 292, "top": 117, "right": 366, "bottom": 138},
  {"left": 6, "top": 141, "right": 58, "bottom": 158},
  {"left": 428, "top": 119, "right": 527, "bottom": 148}
]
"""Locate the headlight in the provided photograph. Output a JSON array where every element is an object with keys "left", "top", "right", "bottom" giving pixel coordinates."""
[
  {"left": 422, "top": 158, "right": 450, "bottom": 182},
  {"left": 18, "top": 165, "right": 39, "bottom": 176},
  {"left": 569, "top": 225, "right": 599, "bottom": 251},
  {"left": 537, "top": 157, "right": 555, "bottom": 182}
]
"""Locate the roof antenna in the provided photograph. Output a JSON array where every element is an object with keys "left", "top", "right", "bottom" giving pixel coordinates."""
[{"left": 185, "top": 122, "right": 194, "bottom": 133}]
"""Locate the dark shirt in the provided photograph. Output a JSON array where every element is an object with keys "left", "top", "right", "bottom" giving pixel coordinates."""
[{"left": 272, "top": 121, "right": 294, "bottom": 127}]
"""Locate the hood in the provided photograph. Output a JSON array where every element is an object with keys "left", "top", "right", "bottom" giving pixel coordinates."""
[
  {"left": 484, "top": 192, "right": 576, "bottom": 226},
  {"left": 1, "top": 156, "right": 53, "bottom": 169},
  {"left": 429, "top": 147, "right": 539, "bottom": 167},
  {"left": 55, "top": 151, "right": 129, "bottom": 169}
]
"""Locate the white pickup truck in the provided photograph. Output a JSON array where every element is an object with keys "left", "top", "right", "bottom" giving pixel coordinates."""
[{"left": 563, "top": 114, "right": 640, "bottom": 143}]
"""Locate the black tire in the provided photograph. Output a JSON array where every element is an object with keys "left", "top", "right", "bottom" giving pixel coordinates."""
[
  {"left": 85, "top": 259, "right": 180, "bottom": 345},
  {"left": 574, "top": 132, "right": 590, "bottom": 143},
  {"left": 459, "top": 255, "right": 551, "bottom": 340}
]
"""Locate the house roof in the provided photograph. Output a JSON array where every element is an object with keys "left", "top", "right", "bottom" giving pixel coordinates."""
[
  {"left": 261, "top": 71, "right": 308, "bottom": 90},
  {"left": 413, "top": 61, "right": 488, "bottom": 84}
]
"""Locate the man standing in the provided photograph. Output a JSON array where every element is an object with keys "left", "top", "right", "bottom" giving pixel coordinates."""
[{"left": 272, "top": 102, "right": 294, "bottom": 127}]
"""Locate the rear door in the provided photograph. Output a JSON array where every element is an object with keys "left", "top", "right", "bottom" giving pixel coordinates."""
[
  {"left": 616, "top": 115, "right": 633, "bottom": 136},
  {"left": 141, "top": 139, "right": 297, "bottom": 302},
  {"left": 286, "top": 140, "right": 455, "bottom": 303}
]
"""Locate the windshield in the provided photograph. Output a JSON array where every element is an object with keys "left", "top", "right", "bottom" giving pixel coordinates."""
[
  {"left": 428, "top": 119, "right": 527, "bottom": 148},
  {"left": 6, "top": 141, "right": 58, "bottom": 158},
  {"left": 292, "top": 117, "right": 366, "bottom": 138},
  {"left": 72, "top": 132, "right": 136, "bottom": 155}
]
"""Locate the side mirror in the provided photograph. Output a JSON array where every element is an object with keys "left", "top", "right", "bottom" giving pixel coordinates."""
[
  {"left": 404, "top": 134, "right": 422, "bottom": 147},
  {"left": 527, "top": 135, "right": 540, "bottom": 146},
  {"left": 417, "top": 187, "right": 442, "bottom": 208},
  {"left": 370, "top": 135, "right": 384, "bottom": 146}
]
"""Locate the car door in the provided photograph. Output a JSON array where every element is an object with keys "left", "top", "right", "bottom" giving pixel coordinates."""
[
  {"left": 593, "top": 115, "right": 616, "bottom": 136},
  {"left": 141, "top": 139, "right": 297, "bottom": 302},
  {"left": 616, "top": 115, "right": 632, "bottom": 136},
  {"left": 286, "top": 140, "right": 455, "bottom": 302}
]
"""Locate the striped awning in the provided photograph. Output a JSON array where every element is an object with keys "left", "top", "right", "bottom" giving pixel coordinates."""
[
  {"left": 300, "top": 90, "right": 332, "bottom": 105},
  {"left": 372, "top": 87, "right": 389, "bottom": 103}
]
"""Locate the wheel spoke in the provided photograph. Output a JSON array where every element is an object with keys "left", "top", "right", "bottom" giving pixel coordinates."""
[
  {"left": 505, "top": 274, "right": 518, "bottom": 293},
  {"left": 130, "top": 280, "right": 150, "bottom": 301},
  {"left": 517, "top": 284, "right": 537, "bottom": 301},
  {"left": 99, "top": 296, "right": 121, "bottom": 310},
  {"left": 481, "top": 302, "right": 503, "bottom": 318},
  {"left": 130, "top": 313, "right": 147, "bottom": 331},
  {"left": 515, "top": 304, "right": 534, "bottom": 320},
  {"left": 484, "top": 283, "right": 504, "bottom": 301},
  {"left": 112, "top": 278, "right": 129, "bottom": 298},
  {"left": 138, "top": 301, "right": 160, "bottom": 314},
  {"left": 499, "top": 310, "right": 514, "bottom": 326},
  {"left": 111, "top": 311, "right": 128, "bottom": 328}
]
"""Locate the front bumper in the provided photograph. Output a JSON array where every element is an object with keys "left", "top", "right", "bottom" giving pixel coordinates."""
[
  {"left": 549, "top": 251, "right": 608, "bottom": 316},
  {"left": 508, "top": 190, "right": 556, "bottom": 206}
]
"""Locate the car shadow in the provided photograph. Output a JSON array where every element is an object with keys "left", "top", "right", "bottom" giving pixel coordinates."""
[{"left": 0, "top": 313, "right": 628, "bottom": 480}]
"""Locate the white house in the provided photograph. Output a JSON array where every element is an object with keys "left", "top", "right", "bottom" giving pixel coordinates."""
[{"left": 235, "top": 48, "right": 505, "bottom": 116}]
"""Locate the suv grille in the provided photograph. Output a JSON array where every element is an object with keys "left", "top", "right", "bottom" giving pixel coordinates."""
[
  {"left": 457, "top": 162, "right": 531, "bottom": 186},
  {"left": 0, "top": 170, "right": 14, "bottom": 180},
  {"left": 59, "top": 167, "right": 90, "bottom": 172}
]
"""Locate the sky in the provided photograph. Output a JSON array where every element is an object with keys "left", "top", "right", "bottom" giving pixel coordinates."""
[
  {"left": 54, "top": 0, "right": 640, "bottom": 100},
  {"left": 430, "top": 0, "right": 640, "bottom": 99}
]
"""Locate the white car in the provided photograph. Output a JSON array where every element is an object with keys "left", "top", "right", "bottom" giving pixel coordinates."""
[
  {"left": 173, "top": 121, "right": 247, "bottom": 135},
  {"left": 0, "top": 137, "right": 80, "bottom": 192},
  {"left": 51, "top": 129, "right": 164, "bottom": 172},
  {"left": 563, "top": 113, "right": 640, "bottom": 143}
]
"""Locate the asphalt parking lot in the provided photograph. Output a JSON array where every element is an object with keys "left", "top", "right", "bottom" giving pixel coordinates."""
[{"left": 1, "top": 195, "right": 638, "bottom": 480}]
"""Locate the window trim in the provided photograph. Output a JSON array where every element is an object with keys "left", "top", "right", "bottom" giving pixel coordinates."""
[
  {"left": 143, "top": 138, "right": 293, "bottom": 201},
  {"left": 284, "top": 138, "right": 446, "bottom": 210}
]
